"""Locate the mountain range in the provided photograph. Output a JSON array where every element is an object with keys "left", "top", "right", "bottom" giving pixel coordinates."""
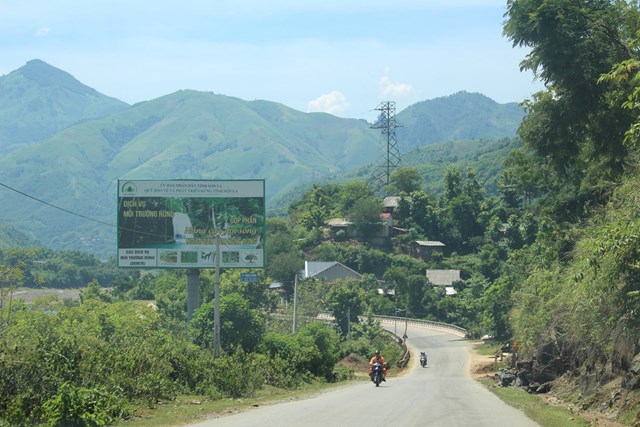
[
  {"left": 0, "top": 59, "right": 129, "bottom": 154},
  {"left": 0, "top": 60, "right": 525, "bottom": 258}
]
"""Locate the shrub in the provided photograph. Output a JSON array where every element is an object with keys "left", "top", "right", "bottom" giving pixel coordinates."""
[
  {"left": 211, "top": 349, "right": 266, "bottom": 398},
  {"left": 39, "top": 382, "right": 127, "bottom": 427}
]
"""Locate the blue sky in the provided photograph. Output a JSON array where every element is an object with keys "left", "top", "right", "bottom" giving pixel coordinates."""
[{"left": 1, "top": 0, "right": 544, "bottom": 121}]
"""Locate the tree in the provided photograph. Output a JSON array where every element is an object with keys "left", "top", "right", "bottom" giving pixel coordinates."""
[
  {"left": 442, "top": 167, "right": 462, "bottom": 201},
  {"left": 598, "top": 20, "right": 640, "bottom": 149},
  {"left": 79, "top": 280, "right": 111, "bottom": 303},
  {"left": 295, "top": 323, "right": 341, "bottom": 379},
  {"left": 439, "top": 168, "right": 487, "bottom": 253},
  {"left": 498, "top": 148, "right": 545, "bottom": 208},
  {"left": 401, "top": 190, "right": 439, "bottom": 237},
  {"left": 325, "top": 279, "right": 366, "bottom": 336},
  {"left": 336, "top": 181, "right": 372, "bottom": 215},
  {"left": 267, "top": 251, "right": 303, "bottom": 295},
  {"left": 389, "top": 167, "right": 422, "bottom": 194},
  {"left": 348, "top": 197, "right": 382, "bottom": 237},
  {"left": 292, "top": 184, "right": 330, "bottom": 230},
  {"left": 265, "top": 217, "right": 304, "bottom": 294},
  {"left": 190, "top": 293, "right": 265, "bottom": 352},
  {"left": 504, "top": 0, "right": 639, "bottom": 220}
]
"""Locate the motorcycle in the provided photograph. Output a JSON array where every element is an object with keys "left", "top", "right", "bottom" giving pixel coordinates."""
[
  {"left": 371, "top": 361, "right": 384, "bottom": 387},
  {"left": 420, "top": 352, "right": 427, "bottom": 367}
]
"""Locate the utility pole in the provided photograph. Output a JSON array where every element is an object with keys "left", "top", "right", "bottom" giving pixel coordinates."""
[
  {"left": 214, "top": 234, "right": 221, "bottom": 357},
  {"left": 370, "top": 101, "right": 401, "bottom": 195},
  {"left": 404, "top": 294, "right": 409, "bottom": 340},
  {"left": 292, "top": 273, "right": 299, "bottom": 333}
]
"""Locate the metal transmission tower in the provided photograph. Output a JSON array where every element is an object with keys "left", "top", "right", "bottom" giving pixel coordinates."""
[{"left": 370, "top": 101, "right": 401, "bottom": 195}]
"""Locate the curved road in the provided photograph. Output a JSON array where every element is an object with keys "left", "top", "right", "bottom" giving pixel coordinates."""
[{"left": 189, "top": 324, "right": 539, "bottom": 427}]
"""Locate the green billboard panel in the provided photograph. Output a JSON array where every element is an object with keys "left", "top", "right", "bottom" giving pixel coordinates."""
[{"left": 117, "top": 179, "right": 265, "bottom": 269}]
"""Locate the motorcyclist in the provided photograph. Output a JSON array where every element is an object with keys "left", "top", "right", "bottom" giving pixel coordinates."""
[
  {"left": 419, "top": 351, "right": 427, "bottom": 366},
  {"left": 369, "top": 350, "right": 387, "bottom": 382}
]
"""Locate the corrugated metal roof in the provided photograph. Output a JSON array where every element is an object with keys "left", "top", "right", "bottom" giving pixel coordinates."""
[
  {"left": 383, "top": 196, "right": 399, "bottom": 208},
  {"left": 426, "top": 269, "right": 461, "bottom": 286},
  {"left": 327, "top": 218, "right": 351, "bottom": 227},
  {"left": 415, "top": 240, "right": 446, "bottom": 247},
  {"left": 304, "top": 261, "right": 362, "bottom": 280}
]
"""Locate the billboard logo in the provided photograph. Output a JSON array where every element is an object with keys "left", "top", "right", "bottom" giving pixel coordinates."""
[{"left": 121, "top": 181, "right": 137, "bottom": 194}]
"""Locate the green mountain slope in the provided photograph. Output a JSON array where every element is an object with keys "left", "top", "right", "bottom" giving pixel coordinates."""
[
  {"left": 329, "top": 137, "right": 519, "bottom": 200},
  {"left": 0, "top": 221, "right": 40, "bottom": 249},
  {"left": 0, "top": 61, "right": 525, "bottom": 258},
  {"left": 401, "top": 137, "right": 520, "bottom": 196},
  {"left": 0, "top": 90, "right": 380, "bottom": 257},
  {"left": 0, "top": 59, "right": 129, "bottom": 153},
  {"left": 396, "top": 91, "right": 524, "bottom": 151}
]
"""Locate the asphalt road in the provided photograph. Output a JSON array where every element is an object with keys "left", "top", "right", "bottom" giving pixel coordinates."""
[{"left": 188, "top": 324, "right": 539, "bottom": 427}]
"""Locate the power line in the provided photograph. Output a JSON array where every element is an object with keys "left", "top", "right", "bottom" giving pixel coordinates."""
[
  {"left": 0, "top": 180, "right": 116, "bottom": 228},
  {"left": 0, "top": 181, "right": 191, "bottom": 241}
]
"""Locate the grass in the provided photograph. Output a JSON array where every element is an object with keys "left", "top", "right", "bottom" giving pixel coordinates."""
[
  {"left": 472, "top": 343, "right": 591, "bottom": 427},
  {"left": 478, "top": 378, "right": 590, "bottom": 427}
]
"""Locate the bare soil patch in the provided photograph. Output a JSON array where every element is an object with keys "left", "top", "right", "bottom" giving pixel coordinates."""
[
  {"left": 11, "top": 288, "right": 81, "bottom": 303},
  {"left": 469, "top": 345, "right": 503, "bottom": 380},
  {"left": 337, "top": 351, "right": 413, "bottom": 380}
]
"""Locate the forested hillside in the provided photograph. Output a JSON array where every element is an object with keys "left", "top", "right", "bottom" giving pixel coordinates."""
[{"left": 396, "top": 91, "right": 525, "bottom": 151}]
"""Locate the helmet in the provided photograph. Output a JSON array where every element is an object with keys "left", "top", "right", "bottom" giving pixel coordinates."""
[{"left": 375, "top": 350, "right": 380, "bottom": 355}]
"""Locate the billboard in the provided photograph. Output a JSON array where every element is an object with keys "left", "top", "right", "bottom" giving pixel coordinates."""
[{"left": 117, "top": 179, "right": 265, "bottom": 269}]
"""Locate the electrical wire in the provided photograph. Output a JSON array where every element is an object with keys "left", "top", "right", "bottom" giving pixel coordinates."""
[
  {"left": 0, "top": 180, "right": 190, "bottom": 240},
  {"left": 0, "top": 181, "right": 117, "bottom": 228}
]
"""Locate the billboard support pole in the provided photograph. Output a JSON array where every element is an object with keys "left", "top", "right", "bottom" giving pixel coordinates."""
[
  {"left": 186, "top": 269, "right": 200, "bottom": 321},
  {"left": 214, "top": 234, "right": 222, "bottom": 357}
]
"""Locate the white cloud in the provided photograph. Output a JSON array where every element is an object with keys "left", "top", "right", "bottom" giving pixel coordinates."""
[
  {"left": 307, "top": 91, "right": 349, "bottom": 115},
  {"left": 378, "top": 73, "right": 416, "bottom": 99},
  {"left": 35, "top": 27, "right": 51, "bottom": 37}
]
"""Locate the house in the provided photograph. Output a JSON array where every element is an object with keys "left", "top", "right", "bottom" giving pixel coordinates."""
[
  {"left": 426, "top": 269, "right": 461, "bottom": 296},
  {"left": 304, "top": 261, "right": 363, "bottom": 282},
  {"left": 326, "top": 218, "right": 351, "bottom": 229},
  {"left": 383, "top": 196, "right": 399, "bottom": 214},
  {"left": 379, "top": 213, "right": 393, "bottom": 237},
  {"left": 413, "top": 240, "right": 446, "bottom": 261},
  {"left": 325, "top": 213, "right": 392, "bottom": 246},
  {"left": 268, "top": 282, "right": 284, "bottom": 293}
]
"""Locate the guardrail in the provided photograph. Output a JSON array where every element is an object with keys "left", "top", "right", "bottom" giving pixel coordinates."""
[
  {"left": 373, "top": 315, "right": 468, "bottom": 338},
  {"left": 371, "top": 315, "right": 467, "bottom": 368},
  {"left": 292, "top": 313, "right": 467, "bottom": 368}
]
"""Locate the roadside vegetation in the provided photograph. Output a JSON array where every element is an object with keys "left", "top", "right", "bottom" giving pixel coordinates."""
[{"left": 2, "top": 0, "right": 640, "bottom": 425}]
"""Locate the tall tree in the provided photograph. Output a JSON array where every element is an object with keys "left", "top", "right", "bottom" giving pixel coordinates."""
[
  {"left": 389, "top": 167, "right": 423, "bottom": 194},
  {"left": 504, "top": 0, "right": 639, "bottom": 219},
  {"left": 336, "top": 181, "right": 372, "bottom": 215},
  {"left": 349, "top": 197, "right": 383, "bottom": 236},
  {"left": 325, "top": 279, "right": 366, "bottom": 336}
]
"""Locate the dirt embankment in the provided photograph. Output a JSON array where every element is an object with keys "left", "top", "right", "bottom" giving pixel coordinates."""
[{"left": 468, "top": 342, "right": 635, "bottom": 427}]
